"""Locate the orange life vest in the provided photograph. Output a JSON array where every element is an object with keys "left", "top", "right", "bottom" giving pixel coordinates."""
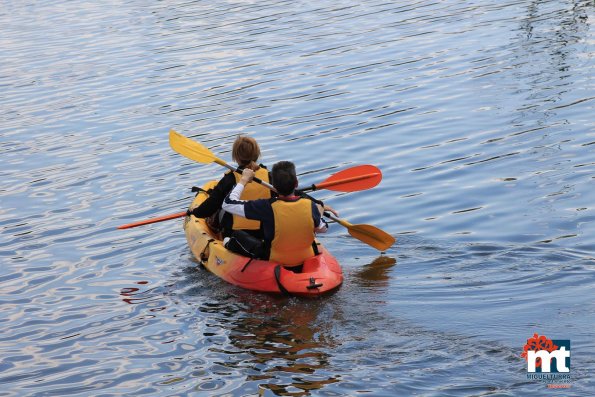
[
  {"left": 269, "top": 198, "right": 316, "bottom": 266},
  {"left": 231, "top": 167, "right": 271, "bottom": 231}
]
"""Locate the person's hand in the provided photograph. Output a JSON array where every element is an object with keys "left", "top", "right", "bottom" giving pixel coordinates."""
[
  {"left": 316, "top": 203, "right": 338, "bottom": 217},
  {"left": 323, "top": 204, "right": 339, "bottom": 217},
  {"left": 240, "top": 168, "right": 255, "bottom": 185}
]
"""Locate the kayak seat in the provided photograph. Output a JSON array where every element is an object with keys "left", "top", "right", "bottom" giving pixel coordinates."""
[{"left": 283, "top": 264, "right": 304, "bottom": 274}]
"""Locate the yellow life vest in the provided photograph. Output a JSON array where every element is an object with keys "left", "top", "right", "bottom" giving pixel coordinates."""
[
  {"left": 232, "top": 167, "right": 271, "bottom": 231},
  {"left": 269, "top": 198, "right": 315, "bottom": 266}
]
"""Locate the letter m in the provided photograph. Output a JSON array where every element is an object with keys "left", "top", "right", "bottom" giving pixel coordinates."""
[{"left": 527, "top": 350, "right": 555, "bottom": 372}]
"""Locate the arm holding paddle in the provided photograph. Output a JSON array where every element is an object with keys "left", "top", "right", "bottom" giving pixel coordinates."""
[
  {"left": 186, "top": 135, "right": 270, "bottom": 226},
  {"left": 236, "top": 168, "right": 332, "bottom": 233},
  {"left": 222, "top": 162, "right": 332, "bottom": 263}
]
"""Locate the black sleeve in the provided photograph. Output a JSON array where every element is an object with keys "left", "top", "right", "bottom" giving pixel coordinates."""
[{"left": 190, "top": 173, "right": 236, "bottom": 218}]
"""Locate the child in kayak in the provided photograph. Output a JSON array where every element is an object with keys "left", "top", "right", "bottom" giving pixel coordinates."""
[
  {"left": 186, "top": 135, "right": 271, "bottom": 238},
  {"left": 222, "top": 161, "right": 336, "bottom": 266}
]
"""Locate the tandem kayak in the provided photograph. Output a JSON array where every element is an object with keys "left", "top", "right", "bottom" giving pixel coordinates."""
[{"left": 184, "top": 181, "right": 343, "bottom": 297}]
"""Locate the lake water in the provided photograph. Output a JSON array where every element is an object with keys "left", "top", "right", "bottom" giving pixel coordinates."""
[{"left": 1, "top": 0, "right": 594, "bottom": 395}]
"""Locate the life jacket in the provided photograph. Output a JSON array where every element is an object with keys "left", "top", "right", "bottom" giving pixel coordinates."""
[
  {"left": 231, "top": 167, "right": 271, "bottom": 231},
  {"left": 269, "top": 197, "right": 316, "bottom": 266}
]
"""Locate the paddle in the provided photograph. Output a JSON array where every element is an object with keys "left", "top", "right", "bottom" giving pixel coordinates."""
[
  {"left": 297, "top": 164, "right": 382, "bottom": 193},
  {"left": 169, "top": 129, "right": 276, "bottom": 191},
  {"left": 114, "top": 166, "right": 382, "bottom": 230},
  {"left": 116, "top": 210, "right": 396, "bottom": 252},
  {"left": 170, "top": 130, "right": 394, "bottom": 250},
  {"left": 119, "top": 131, "right": 395, "bottom": 250},
  {"left": 117, "top": 211, "right": 187, "bottom": 230},
  {"left": 324, "top": 212, "right": 395, "bottom": 251},
  {"left": 170, "top": 129, "right": 382, "bottom": 193},
  {"left": 116, "top": 135, "right": 381, "bottom": 230}
]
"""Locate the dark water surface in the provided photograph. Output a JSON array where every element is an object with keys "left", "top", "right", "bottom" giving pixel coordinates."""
[{"left": 1, "top": 0, "right": 594, "bottom": 395}]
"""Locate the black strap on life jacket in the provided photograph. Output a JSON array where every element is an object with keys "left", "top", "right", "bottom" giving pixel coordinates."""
[{"left": 312, "top": 241, "right": 320, "bottom": 256}]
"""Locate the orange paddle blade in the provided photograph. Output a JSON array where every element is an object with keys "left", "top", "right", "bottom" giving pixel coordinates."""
[
  {"left": 347, "top": 223, "right": 395, "bottom": 251},
  {"left": 117, "top": 211, "right": 187, "bottom": 230},
  {"left": 304, "top": 165, "right": 382, "bottom": 192},
  {"left": 325, "top": 213, "right": 395, "bottom": 251}
]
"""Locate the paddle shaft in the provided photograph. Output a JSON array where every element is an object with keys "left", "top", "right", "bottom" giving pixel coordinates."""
[
  {"left": 115, "top": 169, "right": 378, "bottom": 230},
  {"left": 217, "top": 160, "right": 278, "bottom": 192},
  {"left": 170, "top": 130, "right": 381, "bottom": 194},
  {"left": 324, "top": 212, "right": 352, "bottom": 228},
  {"left": 229, "top": 166, "right": 380, "bottom": 194},
  {"left": 117, "top": 211, "right": 187, "bottom": 229}
]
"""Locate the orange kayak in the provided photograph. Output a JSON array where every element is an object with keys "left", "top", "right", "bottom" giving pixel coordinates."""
[{"left": 184, "top": 181, "right": 343, "bottom": 297}]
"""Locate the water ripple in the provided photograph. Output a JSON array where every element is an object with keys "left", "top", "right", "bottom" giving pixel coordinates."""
[{"left": 1, "top": 0, "right": 594, "bottom": 396}]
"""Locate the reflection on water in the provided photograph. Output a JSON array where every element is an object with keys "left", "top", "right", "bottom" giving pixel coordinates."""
[
  {"left": 352, "top": 255, "right": 397, "bottom": 289},
  {"left": 116, "top": 265, "right": 341, "bottom": 396},
  {"left": 1, "top": 0, "right": 594, "bottom": 396},
  {"left": 204, "top": 300, "right": 339, "bottom": 396}
]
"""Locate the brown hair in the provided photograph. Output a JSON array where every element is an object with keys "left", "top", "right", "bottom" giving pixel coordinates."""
[{"left": 232, "top": 135, "right": 260, "bottom": 167}]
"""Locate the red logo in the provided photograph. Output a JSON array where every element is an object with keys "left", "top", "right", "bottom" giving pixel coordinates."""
[{"left": 521, "top": 333, "right": 558, "bottom": 369}]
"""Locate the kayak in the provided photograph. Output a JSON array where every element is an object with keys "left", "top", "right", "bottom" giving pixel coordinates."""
[{"left": 183, "top": 181, "right": 343, "bottom": 297}]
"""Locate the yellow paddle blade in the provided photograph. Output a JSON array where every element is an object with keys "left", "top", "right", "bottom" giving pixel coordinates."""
[
  {"left": 169, "top": 129, "right": 276, "bottom": 190},
  {"left": 169, "top": 129, "right": 227, "bottom": 166},
  {"left": 347, "top": 224, "right": 396, "bottom": 251}
]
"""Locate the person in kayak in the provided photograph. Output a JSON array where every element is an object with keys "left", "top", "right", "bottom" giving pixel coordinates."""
[
  {"left": 222, "top": 161, "right": 335, "bottom": 266},
  {"left": 186, "top": 135, "right": 271, "bottom": 238}
]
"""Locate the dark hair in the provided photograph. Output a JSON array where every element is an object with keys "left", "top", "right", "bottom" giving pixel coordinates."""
[
  {"left": 272, "top": 161, "right": 297, "bottom": 196},
  {"left": 232, "top": 135, "right": 260, "bottom": 167}
]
